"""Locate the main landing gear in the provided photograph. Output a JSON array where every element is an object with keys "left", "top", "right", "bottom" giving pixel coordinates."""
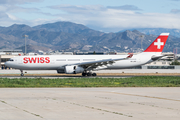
[
  {"left": 20, "top": 70, "right": 24, "bottom": 76},
  {"left": 82, "top": 71, "right": 97, "bottom": 77}
]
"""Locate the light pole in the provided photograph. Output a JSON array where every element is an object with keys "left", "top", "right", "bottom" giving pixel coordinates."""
[
  {"left": 23, "top": 35, "right": 28, "bottom": 54},
  {"left": 139, "top": 35, "right": 144, "bottom": 52}
]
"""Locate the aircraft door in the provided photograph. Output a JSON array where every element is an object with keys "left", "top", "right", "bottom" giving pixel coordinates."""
[
  {"left": 18, "top": 59, "right": 23, "bottom": 64},
  {"left": 51, "top": 58, "right": 55, "bottom": 64}
]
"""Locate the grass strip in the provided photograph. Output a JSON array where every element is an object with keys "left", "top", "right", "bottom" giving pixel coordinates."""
[{"left": 0, "top": 76, "right": 180, "bottom": 87}]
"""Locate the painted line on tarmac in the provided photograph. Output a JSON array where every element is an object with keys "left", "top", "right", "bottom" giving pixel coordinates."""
[
  {"left": 109, "top": 92, "right": 180, "bottom": 102},
  {"left": 0, "top": 100, "right": 43, "bottom": 119}
]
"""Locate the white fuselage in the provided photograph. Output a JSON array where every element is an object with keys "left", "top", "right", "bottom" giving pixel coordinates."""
[{"left": 5, "top": 52, "right": 159, "bottom": 71}]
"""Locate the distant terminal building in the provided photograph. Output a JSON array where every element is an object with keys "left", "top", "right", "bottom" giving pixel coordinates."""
[
  {"left": 0, "top": 49, "right": 23, "bottom": 55},
  {"left": 0, "top": 55, "right": 17, "bottom": 69},
  {"left": 75, "top": 52, "right": 104, "bottom": 55},
  {"left": 47, "top": 51, "right": 73, "bottom": 55},
  {"left": 74, "top": 51, "right": 118, "bottom": 55},
  {"left": 0, "top": 49, "right": 23, "bottom": 69}
]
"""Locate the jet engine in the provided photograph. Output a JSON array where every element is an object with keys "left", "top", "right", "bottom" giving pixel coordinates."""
[{"left": 65, "top": 65, "right": 84, "bottom": 74}]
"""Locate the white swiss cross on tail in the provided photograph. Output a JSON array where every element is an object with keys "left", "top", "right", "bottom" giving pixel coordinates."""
[
  {"left": 144, "top": 33, "right": 169, "bottom": 52},
  {"left": 154, "top": 38, "right": 164, "bottom": 49}
]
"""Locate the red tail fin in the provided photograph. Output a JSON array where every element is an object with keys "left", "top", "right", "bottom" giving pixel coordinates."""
[{"left": 144, "top": 33, "right": 169, "bottom": 52}]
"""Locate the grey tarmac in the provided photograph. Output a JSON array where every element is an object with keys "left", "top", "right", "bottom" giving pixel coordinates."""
[
  {"left": 0, "top": 88, "right": 180, "bottom": 120},
  {"left": 1, "top": 69, "right": 180, "bottom": 74},
  {"left": 1, "top": 69, "right": 180, "bottom": 78}
]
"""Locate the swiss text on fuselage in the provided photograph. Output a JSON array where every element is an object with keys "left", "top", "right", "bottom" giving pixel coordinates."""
[{"left": 23, "top": 57, "right": 50, "bottom": 64}]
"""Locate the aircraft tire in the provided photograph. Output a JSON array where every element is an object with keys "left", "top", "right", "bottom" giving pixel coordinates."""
[
  {"left": 87, "top": 72, "right": 92, "bottom": 76},
  {"left": 21, "top": 73, "right": 24, "bottom": 76},
  {"left": 92, "top": 73, "right": 97, "bottom": 76},
  {"left": 82, "top": 72, "right": 86, "bottom": 76}
]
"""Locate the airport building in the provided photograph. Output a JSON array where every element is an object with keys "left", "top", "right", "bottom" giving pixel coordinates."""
[
  {"left": 0, "top": 49, "right": 23, "bottom": 55},
  {"left": 0, "top": 55, "right": 16, "bottom": 69},
  {"left": 0, "top": 49, "right": 23, "bottom": 69}
]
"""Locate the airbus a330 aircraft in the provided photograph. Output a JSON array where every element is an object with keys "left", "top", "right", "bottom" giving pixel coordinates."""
[{"left": 5, "top": 33, "right": 169, "bottom": 76}]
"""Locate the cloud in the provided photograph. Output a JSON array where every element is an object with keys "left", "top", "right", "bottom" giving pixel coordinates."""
[
  {"left": 0, "top": 12, "right": 26, "bottom": 27},
  {"left": 46, "top": 5, "right": 180, "bottom": 31},
  {"left": 170, "top": 9, "right": 180, "bottom": 14},
  {"left": 0, "top": 4, "right": 39, "bottom": 13},
  {"left": 0, "top": 12, "right": 9, "bottom": 18},
  {"left": 0, "top": 0, "right": 41, "bottom": 14},
  {"left": 0, "top": 3, "right": 180, "bottom": 32},
  {"left": 0, "top": 4, "right": 40, "bottom": 24},
  {"left": 0, "top": 0, "right": 42, "bottom": 27},
  {"left": 107, "top": 5, "right": 142, "bottom": 11},
  {"left": 49, "top": 4, "right": 106, "bottom": 14},
  {"left": 0, "top": 0, "right": 43, "bottom": 5}
]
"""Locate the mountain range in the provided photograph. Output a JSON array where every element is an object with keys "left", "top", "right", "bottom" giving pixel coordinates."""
[
  {"left": 0, "top": 21, "right": 179, "bottom": 53},
  {"left": 126, "top": 28, "right": 180, "bottom": 38}
]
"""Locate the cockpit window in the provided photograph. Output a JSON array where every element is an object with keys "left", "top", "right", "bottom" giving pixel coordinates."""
[{"left": 9, "top": 59, "right": 14, "bottom": 61}]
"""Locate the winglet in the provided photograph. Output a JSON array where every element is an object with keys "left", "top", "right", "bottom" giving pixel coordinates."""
[{"left": 144, "top": 33, "right": 169, "bottom": 52}]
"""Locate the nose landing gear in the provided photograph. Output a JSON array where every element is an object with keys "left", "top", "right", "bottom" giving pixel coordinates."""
[{"left": 20, "top": 70, "right": 24, "bottom": 76}]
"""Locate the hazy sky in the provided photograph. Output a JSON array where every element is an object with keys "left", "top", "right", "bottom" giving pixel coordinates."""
[{"left": 1, "top": 0, "right": 180, "bottom": 32}]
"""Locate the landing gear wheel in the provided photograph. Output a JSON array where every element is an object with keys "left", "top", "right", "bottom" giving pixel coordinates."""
[
  {"left": 82, "top": 72, "right": 87, "bottom": 76},
  {"left": 87, "top": 72, "right": 92, "bottom": 76},
  {"left": 92, "top": 73, "right": 97, "bottom": 76},
  {"left": 20, "top": 70, "right": 24, "bottom": 76}
]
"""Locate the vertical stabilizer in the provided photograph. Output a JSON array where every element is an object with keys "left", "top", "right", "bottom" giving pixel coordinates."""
[{"left": 144, "top": 33, "right": 169, "bottom": 52}]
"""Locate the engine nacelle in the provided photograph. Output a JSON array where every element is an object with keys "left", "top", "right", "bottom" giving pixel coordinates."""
[{"left": 65, "top": 65, "right": 84, "bottom": 74}]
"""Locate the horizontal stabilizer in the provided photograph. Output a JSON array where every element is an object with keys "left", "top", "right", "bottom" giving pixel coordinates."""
[{"left": 151, "top": 53, "right": 174, "bottom": 61}]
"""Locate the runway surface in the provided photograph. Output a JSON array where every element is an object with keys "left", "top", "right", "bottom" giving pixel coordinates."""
[
  {"left": 1, "top": 75, "right": 180, "bottom": 79},
  {"left": 1, "top": 69, "right": 180, "bottom": 74},
  {"left": 0, "top": 88, "right": 180, "bottom": 120},
  {"left": 1, "top": 69, "right": 180, "bottom": 78}
]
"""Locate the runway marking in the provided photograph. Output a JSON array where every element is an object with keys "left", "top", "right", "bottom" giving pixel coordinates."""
[
  {"left": 44, "top": 97, "right": 133, "bottom": 118},
  {"left": 0, "top": 100, "right": 43, "bottom": 119},
  {"left": 130, "top": 102, "right": 179, "bottom": 111},
  {"left": 62, "top": 100, "right": 133, "bottom": 118},
  {"left": 109, "top": 92, "right": 180, "bottom": 102},
  {"left": 95, "top": 92, "right": 180, "bottom": 112}
]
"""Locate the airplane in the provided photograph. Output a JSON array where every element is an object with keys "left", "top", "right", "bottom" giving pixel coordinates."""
[{"left": 5, "top": 33, "right": 169, "bottom": 76}]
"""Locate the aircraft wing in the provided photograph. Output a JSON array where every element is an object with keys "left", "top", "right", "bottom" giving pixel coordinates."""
[{"left": 76, "top": 53, "right": 133, "bottom": 71}]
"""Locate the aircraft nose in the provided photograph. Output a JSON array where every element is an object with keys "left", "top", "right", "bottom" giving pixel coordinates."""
[
  {"left": 5, "top": 61, "right": 9, "bottom": 67},
  {"left": 5, "top": 61, "right": 7, "bottom": 66}
]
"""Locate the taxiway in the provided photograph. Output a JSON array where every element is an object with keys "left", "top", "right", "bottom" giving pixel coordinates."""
[
  {"left": 0, "top": 69, "right": 180, "bottom": 78},
  {"left": 0, "top": 88, "right": 180, "bottom": 120}
]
